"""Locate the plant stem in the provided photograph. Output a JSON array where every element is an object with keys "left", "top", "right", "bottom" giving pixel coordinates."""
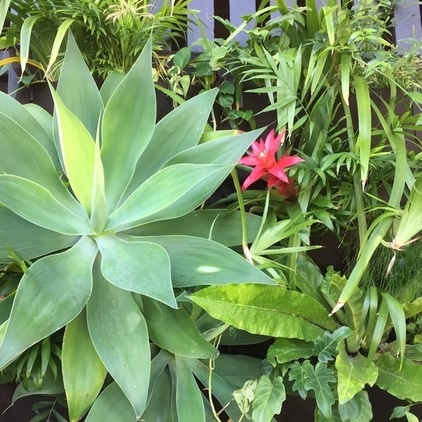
[{"left": 231, "top": 168, "right": 253, "bottom": 264}]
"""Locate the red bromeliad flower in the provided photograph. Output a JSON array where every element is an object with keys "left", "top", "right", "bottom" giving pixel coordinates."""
[{"left": 239, "top": 129, "right": 303, "bottom": 191}]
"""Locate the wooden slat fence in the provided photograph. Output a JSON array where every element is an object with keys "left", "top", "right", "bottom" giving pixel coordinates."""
[{"left": 187, "top": 0, "right": 422, "bottom": 52}]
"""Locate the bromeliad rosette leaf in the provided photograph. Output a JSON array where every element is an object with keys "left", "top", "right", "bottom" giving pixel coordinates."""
[{"left": 0, "top": 34, "right": 273, "bottom": 419}]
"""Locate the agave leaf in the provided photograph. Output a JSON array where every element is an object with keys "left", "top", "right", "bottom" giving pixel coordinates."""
[
  {"left": 63, "top": 311, "right": 107, "bottom": 422},
  {"left": 142, "top": 367, "right": 174, "bottom": 421},
  {"left": 171, "top": 355, "right": 206, "bottom": 422},
  {"left": 0, "top": 175, "right": 92, "bottom": 235},
  {"left": 57, "top": 32, "right": 103, "bottom": 138},
  {"left": 99, "top": 70, "right": 125, "bottom": 106},
  {"left": 0, "top": 207, "right": 79, "bottom": 263},
  {"left": 142, "top": 297, "right": 217, "bottom": 359},
  {"left": 127, "top": 209, "right": 264, "bottom": 247},
  {"left": 0, "top": 236, "right": 97, "bottom": 370},
  {"left": 191, "top": 284, "right": 337, "bottom": 341},
  {"left": 85, "top": 382, "right": 136, "bottom": 422},
  {"left": 188, "top": 357, "right": 243, "bottom": 421},
  {"left": 0, "top": 92, "right": 59, "bottom": 168},
  {"left": 0, "top": 112, "right": 86, "bottom": 216},
  {"left": 107, "top": 164, "right": 231, "bottom": 231},
  {"left": 135, "top": 235, "right": 274, "bottom": 287},
  {"left": 166, "top": 129, "right": 263, "bottom": 166},
  {"left": 101, "top": 38, "right": 155, "bottom": 210},
  {"left": 124, "top": 89, "right": 218, "bottom": 196},
  {"left": 50, "top": 86, "right": 97, "bottom": 214},
  {"left": 96, "top": 235, "right": 176, "bottom": 308},
  {"left": 87, "top": 268, "right": 150, "bottom": 418}
]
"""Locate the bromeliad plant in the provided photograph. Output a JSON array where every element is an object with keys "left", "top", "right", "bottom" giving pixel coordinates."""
[{"left": 0, "top": 34, "right": 276, "bottom": 421}]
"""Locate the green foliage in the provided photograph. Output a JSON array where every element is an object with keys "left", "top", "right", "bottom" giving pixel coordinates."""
[
  {"left": 0, "top": 34, "right": 273, "bottom": 420},
  {"left": 0, "top": 0, "right": 193, "bottom": 79}
]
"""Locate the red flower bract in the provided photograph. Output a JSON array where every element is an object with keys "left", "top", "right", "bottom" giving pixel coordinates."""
[{"left": 239, "top": 129, "right": 303, "bottom": 191}]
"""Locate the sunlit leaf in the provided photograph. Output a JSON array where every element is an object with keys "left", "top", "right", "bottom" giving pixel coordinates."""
[
  {"left": 336, "top": 343, "right": 378, "bottom": 404},
  {"left": 63, "top": 311, "right": 107, "bottom": 422},
  {"left": 140, "top": 236, "right": 274, "bottom": 287},
  {"left": 192, "top": 284, "right": 337, "bottom": 341}
]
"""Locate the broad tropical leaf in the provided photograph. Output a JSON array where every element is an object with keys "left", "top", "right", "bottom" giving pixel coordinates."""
[
  {"left": 375, "top": 354, "right": 422, "bottom": 402},
  {"left": 251, "top": 375, "right": 285, "bottom": 422},
  {"left": 335, "top": 344, "right": 378, "bottom": 404},
  {"left": 191, "top": 284, "right": 337, "bottom": 341}
]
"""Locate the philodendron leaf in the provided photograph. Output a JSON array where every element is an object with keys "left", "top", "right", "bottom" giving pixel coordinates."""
[
  {"left": 335, "top": 343, "right": 378, "bottom": 405},
  {"left": 107, "top": 164, "right": 231, "bottom": 231},
  {"left": 85, "top": 382, "right": 136, "bottom": 422},
  {"left": 87, "top": 268, "right": 150, "bottom": 418},
  {"left": 191, "top": 284, "right": 337, "bottom": 341},
  {"left": 137, "top": 235, "right": 274, "bottom": 287},
  {"left": 142, "top": 297, "right": 218, "bottom": 359},
  {"left": 251, "top": 375, "right": 285, "bottom": 422},
  {"left": 62, "top": 311, "right": 107, "bottom": 422},
  {"left": 0, "top": 236, "right": 97, "bottom": 370},
  {"left": 101, "top": 38, "right": 155, "bottom": 210},
  {"left": 172, "top": 356, "right": 206, "bottom": 422},
  {"left": 314, "top": 326, "right": 352, "bottom": 363},
  {"left": 267, "top": 338, "right": 314, "bottom": 365},
  {"left": 0, "top": 207, "right": 79, "bottom": 263},
  {"left": 375, "top": 354, "right": 422, "bottom": 402},
  {"left": 50, "top": 85, "right": 97, "bottom": 214},
  {"left": 338, "top": 390, "right": 373, "bottom": 422},
  {"left": 303, "top": 361, "right": 336, "bottom": 419},
  {"left": 96, "top": 235, "right": 176, "bottom": 308},
  {"left": 0, "top": 176, "right": 92, "bottom": 235}
]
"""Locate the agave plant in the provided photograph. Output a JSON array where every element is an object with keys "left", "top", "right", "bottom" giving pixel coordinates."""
[{"left": 0, "top": 34, "right": 274, "bottom": 421}]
